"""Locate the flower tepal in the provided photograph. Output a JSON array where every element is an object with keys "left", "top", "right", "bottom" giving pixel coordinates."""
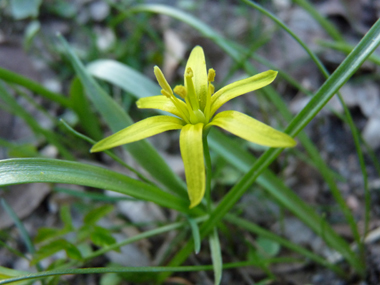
[{"left": 91, "top": 46, "right": 297, "bottom": 208}]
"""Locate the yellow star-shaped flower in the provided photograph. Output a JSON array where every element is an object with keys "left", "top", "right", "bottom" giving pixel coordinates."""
[{"left": 91, "top": 46, "right": 296, "bottom": 208}]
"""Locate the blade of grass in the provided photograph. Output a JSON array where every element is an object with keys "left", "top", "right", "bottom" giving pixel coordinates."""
[
  {"left": 0, "top": 67, "right": 71, "bottom": 108},
  {"left": 0, "top": 261, "right": 288, "bottom": 285},
  {"left": 187, "top": 216, "right": 201, "bottom": 254},
  {"left": 317, "top": 39, "right": 380, "bottom": 65},
  {"left": 293, "top": 0, "right": 344, "bottom": 42},
  {"left": 0, "top": 158, "right": 194, "bottom": 213},
  {"left": 209, "top": 227, "right": 222, "bottom": 285}
]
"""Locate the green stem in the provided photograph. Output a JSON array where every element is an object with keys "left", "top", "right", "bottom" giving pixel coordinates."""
[{"left": 203, "top": 134, "right": 213, "bottom": 213}]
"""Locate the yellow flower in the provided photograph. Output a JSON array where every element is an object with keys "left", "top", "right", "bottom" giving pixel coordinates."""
[{"left": 91, "top": 46, "right": 296, "bottom": 208}]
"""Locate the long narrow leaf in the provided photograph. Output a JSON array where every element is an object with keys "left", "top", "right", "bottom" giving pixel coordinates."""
[
  {"left": 209, "top": 228, "right": 222, "bottom": 285},
  {"left": 0, "top": 67, "right": 71, "bottom": 108},
  {"left": 0, "top": 158, "right": 192, "bottom": 213}
]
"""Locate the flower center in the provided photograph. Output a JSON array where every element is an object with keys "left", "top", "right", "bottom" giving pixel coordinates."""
[{"left": 154, "top": 65, "right": 216, "bottom": 125}]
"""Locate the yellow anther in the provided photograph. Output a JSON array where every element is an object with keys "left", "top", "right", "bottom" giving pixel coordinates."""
[
  {"left": 174, "top": 85, "right": 187, "bottom": 99},
  {"left": 154, "top": 66, "right": 173, "bottom": 95},
  {"left": 208, "top": 68, "right": 216, "bottom": 82}
]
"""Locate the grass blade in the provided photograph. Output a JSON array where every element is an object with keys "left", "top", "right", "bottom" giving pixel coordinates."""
[
  {"left": 0, "top": 67, "right": 71, "bottom": 108},
  {"left": 0, "top": 158, "right": 192, "bottom": 213},
  {"left": 209, "top": 228, "right": 222, "bottom": 285}
]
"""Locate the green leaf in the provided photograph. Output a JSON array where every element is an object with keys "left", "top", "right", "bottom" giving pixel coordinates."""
[
  {"left": 0, "top": 158, "right": 193, "bottom": 213},
  {"left": 0, "top": 67, "right": 71, "bottom": 108},
  {"left": 90, "top": 226, "right": 116, "bottom": 247},
  {"left": 34, "top": 228, "right": 64, "bottom": 244},
  {"left": 63, "top": 242, "right": 82, "bottom": 261},
  {"left": 83, "top": 205, "right": 114, "bottom": 225},
  {"left": 32, "top": 239, "right": 70, "bottom": 265}
]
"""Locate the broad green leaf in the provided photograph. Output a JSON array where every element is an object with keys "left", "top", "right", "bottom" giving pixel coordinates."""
[
  {"left": 0, "top": 158, "right": 192, "bottom": 213},
  {"left": 83, "top": 205, "right": 114, "bottom": 225},
  {"left": 58, "top": 35, "right": 187, "bottom": 196}
]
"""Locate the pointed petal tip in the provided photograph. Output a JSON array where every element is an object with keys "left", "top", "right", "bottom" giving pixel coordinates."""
[{"left": 189, "top": 198, "right": 202, "bottom": 209}]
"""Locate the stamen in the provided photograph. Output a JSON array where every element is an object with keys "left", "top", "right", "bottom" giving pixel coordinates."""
[
  {"left": 154, "top": 66, "right": 173, "bottom": 96},
  {"left": 173, "top": 85, "right": 187, "bottom": 99},
  {"left": 208, "top": 68, "right": 216, "bottom": 82}
]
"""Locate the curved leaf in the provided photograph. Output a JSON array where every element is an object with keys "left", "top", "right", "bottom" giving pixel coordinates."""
[{"left": 0, "top": 158, "right": 190, "bottom": 213}]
